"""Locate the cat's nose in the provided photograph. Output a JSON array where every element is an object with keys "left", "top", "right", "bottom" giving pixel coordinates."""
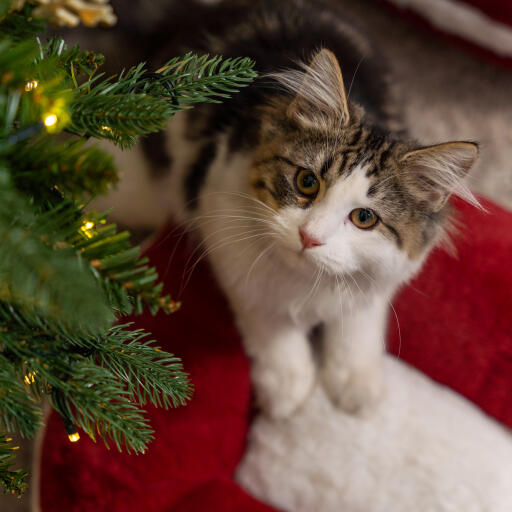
[{"left": 299, "top": 228, "right": 324, "bottom": 249}]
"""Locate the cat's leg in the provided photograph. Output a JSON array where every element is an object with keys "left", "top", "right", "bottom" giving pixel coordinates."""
[
  {"left": 320, "top": 294, "right": 389, "bottom": 413},
  {"left": 237, "top": 311, "right": 315, "bottom": 419}
]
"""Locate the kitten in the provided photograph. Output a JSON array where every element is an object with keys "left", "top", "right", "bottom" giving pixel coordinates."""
[{"left": 152, "top": 0, "right": 479, "bottom": 418}]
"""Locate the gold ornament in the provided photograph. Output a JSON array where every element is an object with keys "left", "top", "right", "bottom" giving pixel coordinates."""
[{"left": 11, "top": 0, "right": 117, "bottom": 28}]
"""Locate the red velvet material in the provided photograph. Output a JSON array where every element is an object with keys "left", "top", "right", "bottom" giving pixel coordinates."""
[
  {"left": 388, "top": 198, "right": 512, "bottom": 429},
  {"left": 172, "top": 478, "right": 279, "bottom": 512},
  {"left": 381, "top": 0, "right": 512, "bottom": 71},
  {"left": 40, "top": 230, "right": 269, "bottom": 511},
  {"left": 456, "top": 0, "right": 512, "bottom": 26},
  {"left": 40, "top": 198, "right": 512, "bottom": 511}
]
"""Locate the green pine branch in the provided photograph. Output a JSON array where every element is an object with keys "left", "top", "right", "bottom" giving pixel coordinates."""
[
  {"left": 1, "top": 321, "right": 190, "bottom": 450},
  {"left": 0, "top": 431, "right": 27, "bottom": 497},
  {"left": 0, "top": 355, "right": 42, "bottom": 438},
  {"left": 49, "top": 360, "right": 154, "bottom": 453},
  {"left": 0, "top": 169, "right": 114, "bottom": 335},
  {"left": 66, "top": 52, "right": 257, "bottom": 147},
  {"left": 8, "top": 136, "right": 117, "bottom": 198},
  {"left": 0, "top": 2, "right": 257, "bottom": 496},
  {"left": 95, "top": 326, "right": 191, "bottom": 409},
  {"left": 71, "top": 211, "right": 179, "bottom": 316},
  {"left": 0, "top": 3, "right": 44, "bottom": 41}
]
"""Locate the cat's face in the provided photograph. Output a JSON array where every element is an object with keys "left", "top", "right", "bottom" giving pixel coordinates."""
[{"left": 249, "top": 50, "right": 478, "bottom": 283}]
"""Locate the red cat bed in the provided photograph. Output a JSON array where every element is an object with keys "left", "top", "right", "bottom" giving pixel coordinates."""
[
  {"left": 384, "top": 0, "right": 512, "bottom": 69},
  {"left": 39, "top": 197, "right": 512, "bottom": 511}
]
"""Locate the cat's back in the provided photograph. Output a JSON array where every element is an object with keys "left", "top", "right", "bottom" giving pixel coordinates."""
[
  {"left": 148, "top": 0, "right": 400, "bottom": 222},
  {"left": 151, "top": 0, "right": 397, "bottom": 146}
]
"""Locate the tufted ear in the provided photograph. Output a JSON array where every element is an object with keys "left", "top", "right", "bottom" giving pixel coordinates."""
[
  {"left": 401, "top": 141, "right": 479, "bottom": 212},
  {"left": 285, "top": 49, "right": 350, "bottom": 127}
]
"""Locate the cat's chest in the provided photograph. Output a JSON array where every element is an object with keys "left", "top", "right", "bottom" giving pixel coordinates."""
[{"left": 220, "top": 247, "right": 354, "bottom": 327}]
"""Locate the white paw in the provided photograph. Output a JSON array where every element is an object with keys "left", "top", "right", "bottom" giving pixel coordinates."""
[
  {"left": 321, "top": 362, "right": 383, "bottom": 414},
  {"left": 252, "top": 359, "right": 315, "bottom": 419}
]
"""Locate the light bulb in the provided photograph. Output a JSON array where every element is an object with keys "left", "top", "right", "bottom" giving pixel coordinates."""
[
  {"left": 68, "top": 432, "right": 80, "bottom": 443},
  {"left": 43, "top": 113, "right": 58, "bottom": 127},
  {"left": 80, "top": 221, "right": 95, "bottom": 238},
  {"left": 24, "top": 372, "right": 36, "bottom": 384},
  {"left": 25, "top": 80, "right": 39, "bottom": 92}
]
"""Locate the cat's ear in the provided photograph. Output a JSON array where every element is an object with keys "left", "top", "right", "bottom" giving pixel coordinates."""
[
  {"left": 287, "top": 49, "right": 350, "bottom": 127},
  {"left": 401, "top": 141, "right": 479, "bottom": 211}
]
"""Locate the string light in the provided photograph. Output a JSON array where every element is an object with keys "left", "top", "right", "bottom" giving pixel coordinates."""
[
  {"left": 43, "top": 113, "right": 58, "bottom": 128},
  {"left": 24, "top": 371, "right": 36, "bottom": 384},
  {"left": 24, "top": 80, "right": 38, "bottom": 92},
  {"left": 101, "top": 125, "right": 113, "bottom": 134},
  {"left": 68, "top": 432, "right": 80, "bottom": 443},
  {"left": 80, "top": 220, "right": 95, "bottom": 238},
  {"left": 63, "top": 417, "right": 81, "bottom": 443}
]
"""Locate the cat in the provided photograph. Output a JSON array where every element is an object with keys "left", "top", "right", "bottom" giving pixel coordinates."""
[{"left": 148, "top": 0, "right": 479, "bottom": 418}]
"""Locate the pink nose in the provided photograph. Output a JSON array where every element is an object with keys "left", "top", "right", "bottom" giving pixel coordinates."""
[{"left": 299, "top": 228, "right": 324, "bottom": 250}]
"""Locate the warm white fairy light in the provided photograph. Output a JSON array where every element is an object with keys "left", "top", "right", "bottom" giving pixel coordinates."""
[
  {"left": 24, "top": 371, "right": 36, "bottom": 384},
  {"left": 68, "top": 432, "right": 80, "bottom": 443},
  {"left": 43, "top": 113, "right": 58, "bottom": 127},
  {"left": 80, "top": 220, "right": 95, "bottom": 239},
  {"left": 24, "top": 80, "right": 39, "bottom": 92}
]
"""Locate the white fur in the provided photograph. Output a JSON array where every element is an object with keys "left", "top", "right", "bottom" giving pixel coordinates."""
[
  {"left": 165, "top": 112, "right": 425, "bottom": 417},
  {"left": 162, "top": 89, "right": 512, "bottom": 512},
  {"left": 236, "top": 356, "right": 512, "bottom": 512}
]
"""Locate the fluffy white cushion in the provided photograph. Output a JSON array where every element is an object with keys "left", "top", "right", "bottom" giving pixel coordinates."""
[{"left": 236, "top": 356, "right": 512, "bottom": 512}]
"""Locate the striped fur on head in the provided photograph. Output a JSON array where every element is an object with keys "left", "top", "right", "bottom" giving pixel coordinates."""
[{"left": 251, "top": 49, "right": 479, "bottom": 261}]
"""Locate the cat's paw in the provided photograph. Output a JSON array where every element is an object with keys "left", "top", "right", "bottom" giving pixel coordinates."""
[
  {"left": 252, "top": 359, "right": 315, "bottom": 419},
  {"left": 321, "top": 361, "right": 383, "bottom": 414}
]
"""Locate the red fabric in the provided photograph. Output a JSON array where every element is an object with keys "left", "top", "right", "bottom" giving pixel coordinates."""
[
  {"left": 40, "top": 197, "right": 512, "bottom": 511},
  {"left": 388, "top": 198, "right": 512, "bottom": 428},
  {"left": 380, "top": 0, "right": 512, "bottom": 71},
  {"left": 40, "top": 230, "right": 270, "bottom": 511},
  {"left": 172, "top": 478, "right": 278, "bottom": 512},
  {"left": 460, "top": 0, "right": 512, "bottom": 27}
]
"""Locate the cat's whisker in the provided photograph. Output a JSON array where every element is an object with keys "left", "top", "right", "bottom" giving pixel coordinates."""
[
  {"left": 184, "top": 223, "right": 265, "bottom": 267},
  {"left": 345, "top": 271, "right": 368, "bottom": 307},
  {"left": 357, "top": 268, "right": 400, "bottom": 356},
  {"left": 188, "top": 230, "right": 277, "bottom": 274},
  {"left": 346, "top": 54, "right": 366, "bottom": 101},
  {"left": 296, "top": 264, "right": 324, "bottom": 315},
  {"left": 184, "top": 224, "right": 277, "bottom": 275},
  {"left": 185, "top": 212, "right": 277, "bottom": 229},
  {"left": 187, "top": 218, "right": 277, "bottom": 236},
  {"left": 341, "top": 274, "right": 355, "bottom": 316},
  {"left": 181, "top": 230, "right": 278, "bottom": 293},
  {"left": 244, "top": 242, "right": 276, "bottom": 291},
  {"left": 196, "top": 190, "right": 277, "bottom": 215},
  {"left": 388, "top": 300, "right": 402, "bottom": 359},
  {"left": 290, "top": 266, "right": 319, "bottom": 319},
  {"left": 334, "top": 274, "right": 344, "bottom": 340}
]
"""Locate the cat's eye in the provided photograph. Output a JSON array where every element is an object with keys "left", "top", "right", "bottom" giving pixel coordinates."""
[
  {"left": 296, "top": 170, "right": 319, "bottom": 196},
  {"left": 350, "top": 208, "right": 379, "bottom": 229}
]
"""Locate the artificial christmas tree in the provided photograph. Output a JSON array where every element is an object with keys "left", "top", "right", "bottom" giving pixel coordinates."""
[{"left": 0, "top": 0, "right": 256, "bottom": 496}]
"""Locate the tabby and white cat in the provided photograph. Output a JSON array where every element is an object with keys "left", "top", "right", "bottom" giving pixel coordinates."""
[{"left": 154, "top": 0, "right": 479, "bottom": 418}]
